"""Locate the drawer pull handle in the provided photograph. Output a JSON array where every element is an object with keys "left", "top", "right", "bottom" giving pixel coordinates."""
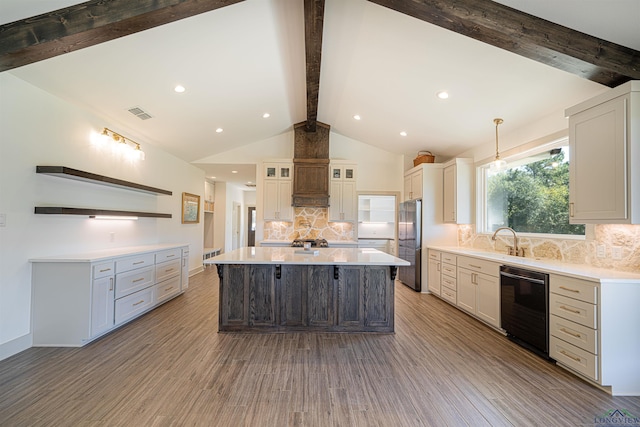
[
  {"left": 560, "top": 350, "right": 581, "bottom": 362},
  {"left": 133, "top": 278, "right": 145, "bottom": 283},
  {"left": 133, "top": 300, "right": 145, "bottom": 307},
  {"left": 166, "top": 254, "right": 176, "bottom": 258},
  {"left": 165, "top": 286, "right": 174, "bottom": 291},
  {"left": 469, "top": 264, "right": 482, "bottom": 269},
  {"left": 165, "top": 268, "right": 174, "bottom": 273},
  {"left": 133, "top": 261, "right": 144, "bottom": 265},
  {"left": 559, "top": 305, "right": 581, "bottom": 314},
  {"left": 99, "top": 268, "right": 112, "bottom": 273},
  {"left": 560, "top": 328, "right": 582, "bottom": 338},
  {"left": 559, "top": 286, "right": 580, "bottom": 293}
]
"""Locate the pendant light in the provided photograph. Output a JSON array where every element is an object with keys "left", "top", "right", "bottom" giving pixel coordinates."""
[{"left": 491, "top": 118, "right": 507, "bottom": 170}]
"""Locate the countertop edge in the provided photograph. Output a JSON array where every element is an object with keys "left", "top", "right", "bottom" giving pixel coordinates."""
[
  {"left": 428, "top": 246, "right": 640, "bottom": 282},
  {"left": 29, "top": 243, "right": 189, "bottom": 263}
]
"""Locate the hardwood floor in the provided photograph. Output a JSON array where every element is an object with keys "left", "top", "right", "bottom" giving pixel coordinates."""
[{"left": 1, "top": 267, "right": 638, "bottom": 426}]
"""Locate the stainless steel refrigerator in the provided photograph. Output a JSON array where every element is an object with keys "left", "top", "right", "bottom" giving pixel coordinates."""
[{"left": 398, "top": 199, "right": 422, "bottom": 291}]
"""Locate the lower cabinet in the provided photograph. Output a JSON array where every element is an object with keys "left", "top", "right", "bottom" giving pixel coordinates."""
[
  {"left": 31, "top": 244, "right": 189, "bottom": 347},
  {"left": 456, "top": 257, "right": 501, "bottom": 328},
  {"left": 218, "top": 264, "right": 394, "bottom": 332},
  {"left": 427, "top": 250, "right": 441, "bottom": 295}
]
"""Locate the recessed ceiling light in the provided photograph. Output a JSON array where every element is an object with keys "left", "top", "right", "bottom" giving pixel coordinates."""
[
  {"left": 400, "top": 131, "right": 407, "bottom": 137},
  {"left": 174, "top": 85, "right": 186, "bottom": 93},
  {"left": 211, "top": 176, "right": 216, "bottom": 179},
  {"left": 216, "top": 128, "right": 223, "bottom": 133},
  {"left": 231, "top": 170, "right": 238, "bottom": 174},
  {"left": 263, "top": 113, "right": 270, "bottom": 118},
  {"left": 436, "top": 90, "right": 449, "bottom": 99},
  {"left": 353, "top": 115, "right": 361, "bottom": 120}
]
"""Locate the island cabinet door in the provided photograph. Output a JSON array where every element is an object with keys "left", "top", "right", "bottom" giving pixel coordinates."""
[
  {"left": 280, "top": 265, "right": 308, "bottom": 327},
  {"left": 306, "top": 265, "right": 334, "bottom": 327},
  {"left": 336, "top": 266, "right": 365, "bottom": 329},
  {"left": 220, "top": 265, "right": 250, "bottom": 327},
  {"left": 363, "top": 266, "right": 394, "bottom": 330},
  {"left": 248, "top": 265, "right": 277, "bottom": 326}
]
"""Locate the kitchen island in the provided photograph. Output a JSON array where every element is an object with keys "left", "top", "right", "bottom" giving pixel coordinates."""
[{"left": 205, "top": 247, "right": 409, "bottom": 333}]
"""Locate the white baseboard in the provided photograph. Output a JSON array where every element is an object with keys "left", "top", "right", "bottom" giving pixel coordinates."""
[{"left": 0, "top": 333, "right": 32, "bottom": 361}]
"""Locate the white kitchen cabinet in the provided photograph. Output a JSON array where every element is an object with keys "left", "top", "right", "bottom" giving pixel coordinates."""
[
  {"left": 566, "top": 80, "right": 639, "bottom": 224},
  {"left": 403, "top": 168, "right": 423, "bottom": 201},
  {"left": 90, "top": 263, "right": 115, "bottom": 338},
  {"left": 443, "top": 158, "right": 473, "bottom": 224},
  {"left": 263, "top": 162, "right": 293, "bottom": 221},
  {"left": 427, "top": 250, "right": 441, "bottom": 295},
  {"left": 456, "top": 256, "right": 500, "bottom": 328},
  {"left": 31, "top": 244, "right": 188, "bottom": 347},
  {"left": 182, "top": 247, "right": 190, "bottom": 289},
  {"left": 329, "top": 162, "right": 357, "bottom": 222},
  {"left": 440, "top": 253, "right": 457, "bottom": 305}
]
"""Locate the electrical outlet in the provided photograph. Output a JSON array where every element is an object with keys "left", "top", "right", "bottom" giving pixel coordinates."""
[
  {"left": 110, "top": 232, "right": 115, "bottom": 242},
  {"left": 596, "top": 244, "right": 606, "bottom": 258},
  {"left": 0, "top": 213, "right": 6, "bottom": 227},
  {"left": 612, "top": 246, "right": 623, "bottom": 260}
]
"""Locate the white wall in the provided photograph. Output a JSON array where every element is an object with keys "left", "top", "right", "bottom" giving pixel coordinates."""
[{"left": 0, "top": 74, "right": 205, "bottom": 360}]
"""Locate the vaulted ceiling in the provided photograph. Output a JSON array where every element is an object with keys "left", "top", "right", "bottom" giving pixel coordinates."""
[{"left": 2, "top": 0, "right": 639, "bottom": 186}]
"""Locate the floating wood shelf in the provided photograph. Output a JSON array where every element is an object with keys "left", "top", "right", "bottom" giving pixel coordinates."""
[
  {"left": 36, "top": 166, "right": 172, "bottom": 195},
  {"left": 34, "top": 207, "right": 172, "bottom": 218}
]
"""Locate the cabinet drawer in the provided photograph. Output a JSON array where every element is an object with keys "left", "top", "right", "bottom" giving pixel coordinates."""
[
  {"left": 441, "top": 253, "right": 456, "bottom": 265},
  {"left": 115, "top": 253, "right": 154, "bottom": 273},
  {"left": 115, "top": 287, "right": 155, "bottom": 325},
  {"left": 155, "top": 275, "right": 182, "bottom": 304},
  {"left": 155, "top": 259, "right": 181, "bottom": 283},
  {"left": 550, "top": 294, "right": 597, "bottom": 329},
  {"left": 440, "top": 287, "right": 457, "bottom": 305},
  {"left": 442, "top": 263, "right": 456, "bottom": 278},
  {"left": 457, "top": 257, "right": 499, "bottom": 277},
  {"left": 428, "top": 250, "right": 441, "bottom": 261},
  {"left": 115, "top": 266, "right": 154, "bottom": 299},
  {"left": 550, "top": 314, "right": 598, "bottom": 354},
  {"left": 182, "top": 247, "right": 190, "bottom": 257},
  {"left": 156, "top": 248, "right": 181, "bottom": 264},
  {"left": 442, "top": 275, "right": 457, "bottom": 291},
  {"left": 93, "top": 261, "right": 115, "bottom": 279},
  {"left": 550, "top": 274, "right": 598, "bottom": 304},
  {"left": 550, "top": 335, "right": 598, "bottom": 381}
]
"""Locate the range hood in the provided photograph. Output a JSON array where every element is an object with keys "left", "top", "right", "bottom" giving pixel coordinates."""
[{"left": 292, "top": 121, "right": 330, "bottom": 207}]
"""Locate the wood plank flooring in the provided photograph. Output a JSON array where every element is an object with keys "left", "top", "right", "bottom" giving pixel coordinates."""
[{"left": 1, "top": 267, "right": 639, "bottom": 426}]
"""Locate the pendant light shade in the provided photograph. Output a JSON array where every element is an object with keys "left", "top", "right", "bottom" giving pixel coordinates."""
[{"left": 491, "top": 118, "right": 507, "bottom": 170}]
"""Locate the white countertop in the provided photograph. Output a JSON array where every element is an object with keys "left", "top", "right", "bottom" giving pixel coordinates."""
[
  {"left": 204, "top": 247, "right": 409, "bottom": 266},
  {"left": 29, "top": 243, "right": 188, "bottom": 263},
  {"left": 429, "top": 246, "right": 640, "bottom": 283}
]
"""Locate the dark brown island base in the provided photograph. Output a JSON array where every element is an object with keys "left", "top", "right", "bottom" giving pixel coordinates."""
[{"left": 205, "top": 247, "right": 410, "bottom": 333}]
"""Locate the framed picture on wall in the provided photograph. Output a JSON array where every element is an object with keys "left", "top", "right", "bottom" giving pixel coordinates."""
[{"left": 181, "top": 192, "right": 200, "bottom": 224}]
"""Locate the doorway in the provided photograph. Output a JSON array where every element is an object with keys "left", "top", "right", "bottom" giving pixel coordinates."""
[{"left": 247, "top": 206, "right": 256, "bottom": 246}]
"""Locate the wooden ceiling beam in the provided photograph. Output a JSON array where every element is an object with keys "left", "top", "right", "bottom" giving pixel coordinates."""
[
  {"left": 303, "top": 0, "right": 325, "bottom": 132},
  {"left": 0, "top": 0, "right": 245, "bottom": 73},
  {"left": 367, "top": 0, "right": 640, "bottom": 88}
]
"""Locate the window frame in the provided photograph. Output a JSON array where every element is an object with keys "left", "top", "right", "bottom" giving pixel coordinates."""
[{"left": 475, "top": 135, "right": 585, "bottom": 240}]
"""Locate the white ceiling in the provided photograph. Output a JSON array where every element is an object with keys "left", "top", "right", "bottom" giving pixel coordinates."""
[{"left": 3, "top": 0, "right": 639, "bottom": 187}]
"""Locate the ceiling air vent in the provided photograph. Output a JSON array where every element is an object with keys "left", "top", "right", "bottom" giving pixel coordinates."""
[{"left": 128, "top": 106, "right": 153, "bottom": 120}]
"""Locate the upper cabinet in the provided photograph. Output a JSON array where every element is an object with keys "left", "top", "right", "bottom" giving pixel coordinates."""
[
  {"left": 443, "top": 158, "right": 473, "bottom": 224},
  {"left": 263, "top": 162, "right": 293, "bottom": 221},
  {"left": 403, "top": 168, "right": 423, "bottom": 201},
  {"left": 566, "top": 81, "right": 639, "bottom": 224},
  {"left": 329, "top": 162, "right": 357, "bottom": 222},
  {"left": 204, "top": 180, "right": 215, "bottom": 213}
]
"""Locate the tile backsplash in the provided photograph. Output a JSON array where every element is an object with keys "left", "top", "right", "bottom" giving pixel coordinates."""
[
  {"left": 458, "top": 224, "right": 640, "bottom": 273},
  {"left": 264, "top": 208, "right": 354, "bottom": 241}
]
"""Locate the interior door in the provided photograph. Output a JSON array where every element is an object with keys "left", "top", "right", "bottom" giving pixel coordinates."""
[{"left": 247, "top": 206, "right": 256, "bottom": 247}]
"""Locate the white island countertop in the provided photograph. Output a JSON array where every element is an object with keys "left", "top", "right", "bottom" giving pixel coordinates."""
[{"left": 204, "top": 247, "right": 409, "bottom": 266}]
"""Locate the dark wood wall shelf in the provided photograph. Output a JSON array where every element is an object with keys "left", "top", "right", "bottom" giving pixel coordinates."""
[
  {"left": 34, "top": 207, "right": 172, "bottom": 218},
  {"left": 36, "top": 166, "right": 172, "bottom": 195}
]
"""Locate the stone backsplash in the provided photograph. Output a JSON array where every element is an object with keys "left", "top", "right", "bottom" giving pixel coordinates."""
[
  {"left": 458, "top": 224, "right": 640, "bottom": 273},
  {"left": 264, "top": 207, "right": 354, "bottom": 241}
]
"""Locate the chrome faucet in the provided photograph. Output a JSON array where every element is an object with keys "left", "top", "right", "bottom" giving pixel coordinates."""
[{"left": 491, "top": 227, "right": 524, "bottom": 257}]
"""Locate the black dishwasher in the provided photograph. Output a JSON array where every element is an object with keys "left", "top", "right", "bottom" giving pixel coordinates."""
[{"left": 500, "top": 265, "right": 551, "bottom": 359}]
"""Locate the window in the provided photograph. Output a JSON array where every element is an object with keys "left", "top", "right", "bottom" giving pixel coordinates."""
[{"left": 480, "top": 141, "right": 585, "bottom": 236}]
